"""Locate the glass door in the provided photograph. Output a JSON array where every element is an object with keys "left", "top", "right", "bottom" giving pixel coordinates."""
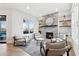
[
  {"left": 23, "top": 19, "right": 34, "bottom": 34},
  {"left": 0, "top": 15, "right": 6, "bottom": 43}
]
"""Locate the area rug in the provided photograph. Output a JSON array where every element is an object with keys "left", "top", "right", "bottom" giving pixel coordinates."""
[{"left": 19, "top": 39, "right": 41, "bottom": 56}]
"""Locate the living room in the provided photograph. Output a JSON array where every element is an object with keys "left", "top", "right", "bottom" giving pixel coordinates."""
[{"left": 0, "top": 3, "right": 79, "bottom": 56}]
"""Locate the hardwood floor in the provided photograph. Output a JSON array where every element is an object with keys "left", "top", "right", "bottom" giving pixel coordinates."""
[
  {"left": 0, "top": 44, "right": 30, "bottom": 56},
  {"left": 0, "top": 43, "right": 75, "bottom": 56}
]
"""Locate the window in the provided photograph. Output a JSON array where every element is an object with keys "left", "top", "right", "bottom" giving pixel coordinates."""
[
  {"left": 1, "top": 21, "right": 6, "bottom": 29},
  {"left": 23, "top": 18, "right": 34, "bottom": 34}
]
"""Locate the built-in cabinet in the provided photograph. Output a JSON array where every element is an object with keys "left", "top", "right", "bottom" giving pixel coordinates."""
[{"left": 58, "top": 10, "right": 71, "bottom": 38}]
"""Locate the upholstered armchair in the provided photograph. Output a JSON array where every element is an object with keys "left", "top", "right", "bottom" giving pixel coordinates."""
[
  {"left": 40, "top": 40, "right": 72, "bottom": 56},
  {"left": 34, "top": 33, "right": 44, "bottom": 44},
  {"left": 13, "top": 36, "right": 26, "bottom": 46}
]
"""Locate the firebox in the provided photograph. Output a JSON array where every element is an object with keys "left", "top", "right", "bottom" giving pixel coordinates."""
[{"left": 46, "top": 32, "right": 53, "bottom": 39}]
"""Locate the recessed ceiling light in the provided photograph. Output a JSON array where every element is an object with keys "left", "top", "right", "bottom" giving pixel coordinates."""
[
  {"left": 26, "top": 6, "right": 30, "bottom": 10},
  {"left": 39, "top": 14, "right": 42, "bottom": 17},
  {"left": 55, "top": 8, "right": 58, "bottom": 12}
]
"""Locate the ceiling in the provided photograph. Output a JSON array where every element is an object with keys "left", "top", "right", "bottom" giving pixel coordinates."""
[{"left": 0, "top": 3, "right": 72, "bottom": 17}]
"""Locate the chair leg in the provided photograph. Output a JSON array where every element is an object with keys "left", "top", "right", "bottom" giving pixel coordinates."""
[
  {"left": 45, "top": 49, "right": 49, "bottom": 56},
  {"left": 67, "top": 47, "right": 72, "bottom": 56},
  {"left": 40, "top": 42, "right": 43, "bottom": 56},
  {"left": 67, "top": 51, "right": 69, "bottom": 56}
]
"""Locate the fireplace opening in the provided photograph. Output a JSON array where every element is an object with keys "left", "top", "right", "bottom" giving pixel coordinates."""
[{"left": 46, "top": 32, "right": 53, "bottom": 39}]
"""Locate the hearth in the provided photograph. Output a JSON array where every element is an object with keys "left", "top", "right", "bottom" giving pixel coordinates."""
[{"left": 46, "top": 32, "right": 53, "bottom": 39}]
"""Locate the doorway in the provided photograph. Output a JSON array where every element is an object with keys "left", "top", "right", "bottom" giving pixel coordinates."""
[{"left": 0, "top": 15, "right": 6, "bottom": 43}]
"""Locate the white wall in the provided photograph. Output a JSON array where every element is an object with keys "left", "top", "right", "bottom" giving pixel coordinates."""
[
  {"left": 11, "top": 9, "right": 27, "bottom": 36},
  {"left": 71, "top": 3, "right": 79, "bottom": 56},
  {"left": 11, "top": 9, "right": 39, "bottom": 36},
  {"left": 0, "top": 8, "right": 38, "bottom": 43}
]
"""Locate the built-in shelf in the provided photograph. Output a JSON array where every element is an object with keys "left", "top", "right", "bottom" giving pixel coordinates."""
[
  {"left": 58, "top": 11, "right": 71, "bottom": 36},
  {"left": 39, "top": 25, "right": 58, "bottom": 28},
  {"left": 59, "top": 26, "right": 71, "bottom": 27},
  {"left": 59, "top": 20, "right": 71, "bottom": 22}
]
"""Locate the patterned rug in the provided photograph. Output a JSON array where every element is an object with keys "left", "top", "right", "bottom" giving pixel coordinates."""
[
  {"left": 18, "top": 39, "right": 75, "bottom": 56},
  {"left": 19, "top": 39, "right": 41, "bottom": 56}
]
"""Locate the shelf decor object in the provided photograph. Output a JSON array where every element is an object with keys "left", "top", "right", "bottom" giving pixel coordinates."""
[
  {"left": 59, "top": 15, "right": 71, "bottom": 27},
  {"left": 63, "top": 20, "right": 69, "bottom": 26}
]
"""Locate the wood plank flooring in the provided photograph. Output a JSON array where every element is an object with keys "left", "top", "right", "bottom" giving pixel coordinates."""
[
  {"left": 0, "top": 44, "right": 30, "bottom": 56},
  {"left": 0, "top": 42, "right": 75, "bottom": 56}
]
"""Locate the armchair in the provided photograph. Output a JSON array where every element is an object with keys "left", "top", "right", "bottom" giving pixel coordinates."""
[
  {"left": 40, "top": 40, "right": 72, "bottom": 56},
  {"left": 34, "top": 33, "right": 44, "bottom": 45},
  {"left": 13, "top": 36, "right": 26, "bottom": 46}
]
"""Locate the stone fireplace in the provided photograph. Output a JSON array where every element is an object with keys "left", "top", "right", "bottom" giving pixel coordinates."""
[
  {"left": 39, "top": 12, "right": 58, "bottom": 39},
  {"left": 46, "top": 32, "right": 53, "bottom": 39},
  {"left": 40, "top": 27, "right": 58, "bottom": 39}
]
